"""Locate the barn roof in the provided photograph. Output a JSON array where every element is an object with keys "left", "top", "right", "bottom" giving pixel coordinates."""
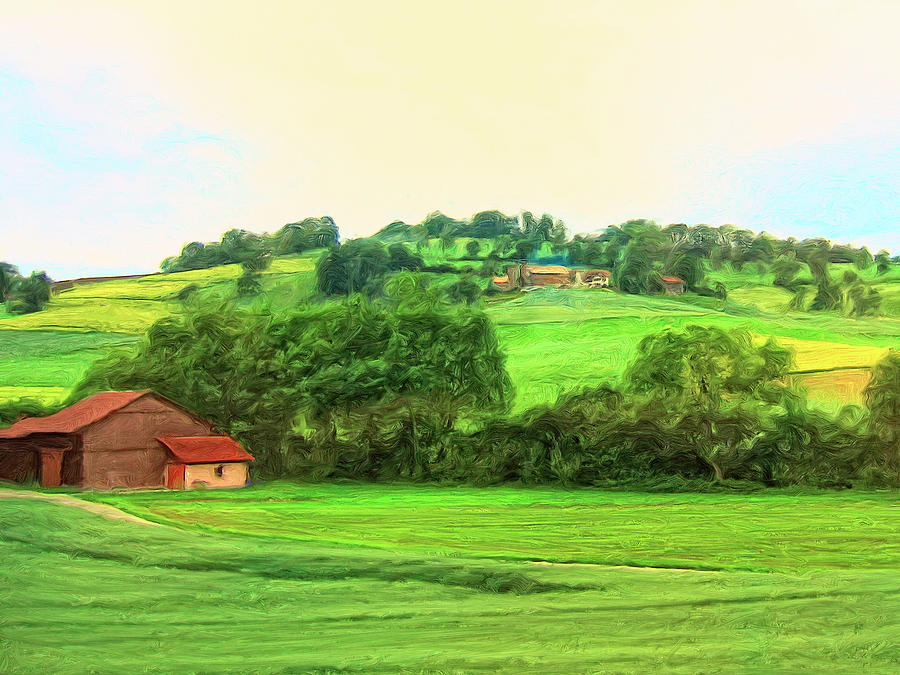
[
  {"left": 158, "top": 436, "right": 254, "bottom": 464},
  {"left": 0, "top": 390, "right": 154, "bottom": 439},
  {"left": 661, "top": 276, "right": 685, "bottom": 283},
  {"left": 527, "top": 265, "right": 570, "bottom": 274}
]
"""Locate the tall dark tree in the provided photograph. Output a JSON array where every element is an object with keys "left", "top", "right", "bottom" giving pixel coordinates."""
[
  {"left": 316, "top": 239, "right": 393, "bottom": 296},
  {"left": 0, "top": 262, "right": 19, "bottom": 303}
]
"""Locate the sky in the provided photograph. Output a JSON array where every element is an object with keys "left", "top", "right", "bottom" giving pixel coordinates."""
[{"left": 1, "top": 0, "right": 898, "bottom": 278}]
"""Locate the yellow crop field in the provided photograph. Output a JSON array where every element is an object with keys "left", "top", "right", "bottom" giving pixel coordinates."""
[{"left": 773, "top": 336, "right": 890, "bottom": 371}]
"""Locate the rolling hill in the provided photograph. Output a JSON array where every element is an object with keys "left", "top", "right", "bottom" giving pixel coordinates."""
[{"left": 1, "top": 242, "right": 898, "bottom": 413}]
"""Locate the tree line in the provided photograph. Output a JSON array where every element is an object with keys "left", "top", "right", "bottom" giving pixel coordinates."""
[
  {"left": 160, "top": 217, "right": 339, "bottom": 273},
  {"left": 55, "top": 271, "right": 900, "bottom": 489},
  {"left": 0, "top": 263, "right": 51, "bottom": 315},
  {"left": 160, "top": 211, "right": 896, "bottom": 316},
  {"left": 376, "top": 213, "right": 893, "bottom": 313}
]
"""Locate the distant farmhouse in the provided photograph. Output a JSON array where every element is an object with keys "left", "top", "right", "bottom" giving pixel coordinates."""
[
  {"left": 660, "top": 276, "right": 686, "bottom": 295},
  {"left": 493, "top": 264, "right": 681, "bottom": 294},
  {"left": 0, "top": 391, "right": 253, "bottom": 490}
]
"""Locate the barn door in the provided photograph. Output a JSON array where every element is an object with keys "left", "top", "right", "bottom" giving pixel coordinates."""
[{"left": 165, "top": 464, "right": 185, "bottom": 489}]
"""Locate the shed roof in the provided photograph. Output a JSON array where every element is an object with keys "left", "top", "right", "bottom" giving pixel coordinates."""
[
  {"left": 158, "top": 436, "right": 254, "bottom": 464},
  {"left": 584, "top": 269, "right": 611, "bottom": 277},
  {"left": 0, "top": 390, "right": 153, "bottom": 439},
  {"left": 661, "top": 276, "right": 685, "bottom": 284}
]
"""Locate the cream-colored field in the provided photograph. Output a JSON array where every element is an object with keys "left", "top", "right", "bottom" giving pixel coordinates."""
[{"left": 792, "top": 369, "right": 873, "bottom": 407}]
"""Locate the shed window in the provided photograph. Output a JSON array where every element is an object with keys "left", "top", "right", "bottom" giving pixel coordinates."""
[{"left": 214, "top": 464, "right": 225, "bottom": 478}]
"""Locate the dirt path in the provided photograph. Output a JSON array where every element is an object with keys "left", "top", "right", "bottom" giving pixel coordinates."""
[{"left": 0, "top": 488, "right": 162, "bottom": 526}]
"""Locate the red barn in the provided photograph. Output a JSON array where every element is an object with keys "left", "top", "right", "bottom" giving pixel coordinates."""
[
  {"left": 0, "top": 390, "right": 253, "bottom": 490},
  {"left": 660, "top": 276, "right": 686, "bottom": 295}
]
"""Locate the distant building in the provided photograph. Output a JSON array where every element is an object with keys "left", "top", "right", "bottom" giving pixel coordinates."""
[
  {"left": 523, "top": 265, "right": 571, "bottom": 286},
  {"left": 491, "top": 264, "right": 614, "bottom": 291},
  {"left": 0, "top": 390, "right": 253, "bottom": 490},
  {"left": 582, "top": 270, "right": 611, "bottom": 288},
  {"left": 661, "top": 276, "right": 686, "bottom": 295}
]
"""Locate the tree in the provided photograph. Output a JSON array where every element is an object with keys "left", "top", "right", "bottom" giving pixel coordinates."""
[
  {"left": 444, "top": 275, "right": 482, "bottom": 305},
  {"left": 316, "top": 239, "right": 393, "bottom": 296},
  {"left": 276, "top": 217, "right": 339, "bottom": 253},
  {"left": 5, "top": 271, "right": 52, "bottom": 315},
  {"left": 465, "top": 240, "right": 481, "bottom": 258},
  {"left": 627, "top": 325, "right": 793, "bottom": 410},
  {"left": 513, "top": 240, "right": 533, "bottom": 260},
  {"left": 874, "top": 250, "right": 892, "bottom": 276},
  {"left": 0, "top": 262, "right": 19, "bottom": 303},
  {"left": 624, "top": 326, "right": 795, "bottom": 481},
  {"left": 613, "top": 244, "right": 654, "bottom": 294},
  {"left": 865, "top": 351, "right": 900, "bottom": 450},
  {"left": 387, "top": 243, "right": 424, "bottom": 271},
  {"left": 772, "top": 254, "right": 803, "bottom": 289}
]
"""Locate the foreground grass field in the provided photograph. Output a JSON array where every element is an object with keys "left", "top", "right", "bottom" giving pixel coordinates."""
[{"left": 2, "top": 482, "right": 898, "bottom": 673}]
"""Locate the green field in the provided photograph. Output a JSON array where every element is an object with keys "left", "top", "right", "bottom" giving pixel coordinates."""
[
  {"left": 2, "top": 483, "right": 898, "bottom": 673},
  {"left": 0, "top": 255, "right": 319, "bottom": 403},
  {"left": 0, "top": 248, "right": 897, "bottom": 410}
]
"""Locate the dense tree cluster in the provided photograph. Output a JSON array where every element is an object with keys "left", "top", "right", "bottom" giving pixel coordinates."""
[
  {"left": 71, "top": 282, "right": 899, "bottom": 487},
  {"left": 71, "top": 273, "right": 512, "bottom": 476},
  {"left": 0, "top": 263, "right": 52, "bottom": 315},
  {"left": 160, "top": 218, "right": 339, "bottom": 273}
]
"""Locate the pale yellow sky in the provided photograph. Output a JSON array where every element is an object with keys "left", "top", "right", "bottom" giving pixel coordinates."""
[{"left": 1, "top": 1, "right": 899, "bottom": 276}]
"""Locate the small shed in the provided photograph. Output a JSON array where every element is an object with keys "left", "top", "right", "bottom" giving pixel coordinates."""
[
  {"left": 661, "top": 276, "right": 686, "bottom": 295},
  {"left": 0, "top": 390, "right": 253, "bottom": 490},
  {"left": 158, "top": 436, "right": 253, "bottom": 489},
  {"left": 583, "top": 270, "right": 612, "bottom": 287}
]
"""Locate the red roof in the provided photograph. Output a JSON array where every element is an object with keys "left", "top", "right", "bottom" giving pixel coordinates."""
[
  {"left": 661, "top": 276, "right": 684, "bottom": 284},
  {"left": 0, "top": 390, "right": 153, "bottom": 439},
  {"left": 527, "top": 265, "right": 570, "bottom": 274},
  {"left": 158, "top": 436, "right": 254, "bottom": 464}
]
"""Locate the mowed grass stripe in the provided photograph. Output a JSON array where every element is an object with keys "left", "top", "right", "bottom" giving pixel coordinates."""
[{"left": 88, "top": 483, "right": 900, "bottom": 574}]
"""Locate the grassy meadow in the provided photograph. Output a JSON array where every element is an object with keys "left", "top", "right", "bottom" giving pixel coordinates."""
[
  {"left": 1, "top": 244, "right": 899, "bottom": 672},
  {"left": 0, "top": 243, "right": 897, "bottom": 411},
  {"left": 2, "top": 483, "right": 898, "bottom": 673}
]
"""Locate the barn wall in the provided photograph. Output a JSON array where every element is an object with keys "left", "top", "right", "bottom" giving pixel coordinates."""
[
  {"left": 184, "top": 462, "right": 248, "bottom": 489},
  {"left": 530, "top": 273, "right": 570, "bottom": 286},
  {"left": 80, "top": 397, "right": 212, "bottom": 453},
  {"left": 80, "top": 449, "right": 168, "bottom": 489},
  {"left": 0, "top": 445, "right": 37, "bottom": 483}
]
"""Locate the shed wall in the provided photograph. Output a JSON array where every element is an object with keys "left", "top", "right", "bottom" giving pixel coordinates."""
[{"left": 184, "top": 462, "right": 248, "bottom": 489}]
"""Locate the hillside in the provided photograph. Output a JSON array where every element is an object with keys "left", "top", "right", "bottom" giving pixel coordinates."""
[{"left": 1, "top": 242, "right": 898, "bottom": 412}]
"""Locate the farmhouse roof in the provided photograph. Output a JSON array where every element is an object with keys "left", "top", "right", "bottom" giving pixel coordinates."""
[
  {"left": 527, "top": 265, "right": 570, "bottom": 274},
  {"left": 0, "top": 390, "right": 154, "bottom": 439},
  {"left": 661, "top": 276, "right": 684, "bottom": 284},
  {"left": 158, "top": 436, "right": 254, "bottom": 464},
  {"left": 585, "top": 269, "right": 611, "bottom": 277}
]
